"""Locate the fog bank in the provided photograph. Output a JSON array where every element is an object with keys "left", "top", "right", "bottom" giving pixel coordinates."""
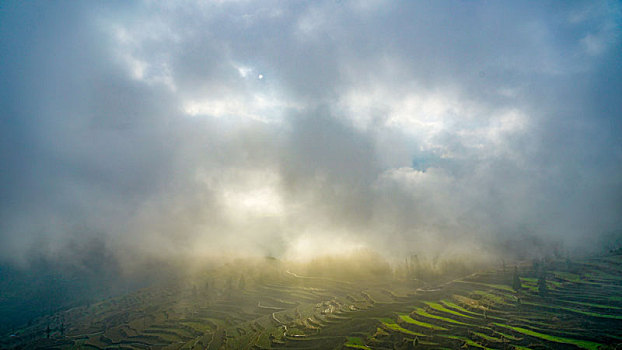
[{"left": 1, "top": 1, "right": 621, "bottom": 273}]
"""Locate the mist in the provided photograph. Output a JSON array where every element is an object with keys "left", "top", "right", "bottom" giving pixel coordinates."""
[{"left": 1, "top": 0, "right": 621, "bottom": 330}]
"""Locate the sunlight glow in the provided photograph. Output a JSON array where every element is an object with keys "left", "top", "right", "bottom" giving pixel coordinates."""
[
  {"left": 285, "top": 234, "right": 367, "bottom": 262},
  {"left": 222, "top": 187, "right": 284, "bottom": 217}
]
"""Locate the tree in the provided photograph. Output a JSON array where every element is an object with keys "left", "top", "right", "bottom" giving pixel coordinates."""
[
  {"left": 203, "top": 280, "right": 210, "bottom": 297},
  {"left": 532, "top": 259, "right": 541, "bottom": 275},
  {"left": 512, "top": 266, "right": 521, "bottom": 291},
  {"left": 239, "top": 275, "right": 246, "bottom": 290},
  {"left": 538, "top": 274, "right": 548, "bottom": 297},
  {"left": 226, "top": 277, "right": 233, "bottom": 290}
]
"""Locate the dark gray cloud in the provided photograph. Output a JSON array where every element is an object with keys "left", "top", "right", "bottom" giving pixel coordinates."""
[{"left": 1, "top": 0, "right": 621, "bottom": 271}]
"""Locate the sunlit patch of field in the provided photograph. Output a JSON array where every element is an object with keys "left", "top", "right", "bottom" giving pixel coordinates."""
[{"left": 2, "top": 254, "right": 622, "bottom": 349}]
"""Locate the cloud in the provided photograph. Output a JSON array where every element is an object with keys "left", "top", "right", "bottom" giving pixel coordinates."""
[{"left": 0, "top": 0, "right": 621, "bottom": 273}]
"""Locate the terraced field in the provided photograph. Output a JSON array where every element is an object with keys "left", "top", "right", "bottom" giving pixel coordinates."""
[{"left": 3, "top": 254, "right": 622, "bottom": 349}]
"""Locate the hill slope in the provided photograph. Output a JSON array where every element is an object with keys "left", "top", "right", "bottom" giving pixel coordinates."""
[{"left": 3, "top": 255, "right": 622, "bottom": 349}]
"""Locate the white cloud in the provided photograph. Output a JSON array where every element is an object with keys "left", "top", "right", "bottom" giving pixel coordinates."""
[
  {"left": 236, "top": 65, "right": 253, "bottom": 78},
  {"left": 182, "top": 92, "right": 297, "bottom": 124},
  {"left": 1, "top": 0, "right": 620, "bottom": 269}
]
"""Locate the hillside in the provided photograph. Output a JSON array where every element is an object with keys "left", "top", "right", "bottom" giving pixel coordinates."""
[{"left": 3, "top": 254, "right": 622, "bottom": 349}]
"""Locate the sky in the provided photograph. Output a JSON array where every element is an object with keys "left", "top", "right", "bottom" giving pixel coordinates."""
[{"left": 1, "top": 1, "right": 621, "bottom": 272}]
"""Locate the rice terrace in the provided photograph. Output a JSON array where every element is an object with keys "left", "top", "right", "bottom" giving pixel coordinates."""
[
  {"left": 3, "top": 252, "right": 622, "bottom": 349},
  {"left": 1, "top": 1, "right": 622, "bottom": 350}
]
